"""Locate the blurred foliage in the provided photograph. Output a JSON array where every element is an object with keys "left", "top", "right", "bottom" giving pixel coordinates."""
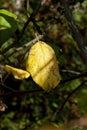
[
  {"left": 0, "top": 0, "right": 87, "bottom": 130},
  {"left": 0, "top": 9, "right": 17, "bottom": 44}
]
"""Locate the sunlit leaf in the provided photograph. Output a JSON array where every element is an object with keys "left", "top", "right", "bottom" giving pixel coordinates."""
[
  {"left": 5, "top": 65, "right": 30, "bottom": 80},
  {"left": 26, "top": 41, "right": 60, "bottom": 91}
]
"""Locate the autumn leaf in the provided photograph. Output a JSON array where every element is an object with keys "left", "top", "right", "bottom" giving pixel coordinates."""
[
  {"left": 26, "top": 41, "right": 60, "bottom": 91},
  {"left": 5, "top": 65, "right": 30, "bottom": 80}
]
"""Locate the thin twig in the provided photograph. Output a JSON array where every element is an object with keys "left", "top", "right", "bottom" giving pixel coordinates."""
[
  {"left": 1, "top": 71, "right": 87, "bottom": 98},
  {"left": 59, "top": 82, "right": 85, "bottom": 113},
  {"left": 0, "top": 88, "right": 43, "bottom": 98},
  {"left": 0, "top": 35, "right": 43, "bottom": 62},
  {"left": 60, "top": 71, "right": 87, "bottom": 85},
  {"left": 20, "top": 2, "right": 42, "bottom": 37},
  {"left": 0, "top": 72, "right": 87, "bottom": 97},
  {"left": 60, "top": 69, "right": 81, "bottom": 75},
  {"left": 15, "top": 35, "right": 43, "bottom": 51},
  {"left": 60, "top": 0, "right": 87, "bottom": 64},
  {"left": 0, "top": 83, "right": 16, "bottom": 92},
  {"left": 51, "top": 80, "right": 87, "bottom": 121},
  {"left": 32, "top": 19, "right": 43, "bottom": 34}
]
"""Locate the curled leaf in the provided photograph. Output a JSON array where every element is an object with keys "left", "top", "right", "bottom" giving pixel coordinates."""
[
  {"left": 5, "top": 65, "right": 30, "bottom": 80},
  {"left": 26, "top": 41, "right": 60, "bottom": 91}
]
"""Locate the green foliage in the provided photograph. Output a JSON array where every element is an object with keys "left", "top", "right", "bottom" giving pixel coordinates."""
[
  {"left": 73, "top": 0, "right": 87, "bottom": 24},
  {"left": 0, "top": 9, "right": 17, "bottom": 44},
  {"left": 0, "top": 0, "right": 87, "bottom": 130}
]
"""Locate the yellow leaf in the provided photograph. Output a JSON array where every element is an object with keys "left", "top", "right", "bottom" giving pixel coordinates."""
[
  {"left": 26, "top": 41, "right": 60, "bottom": 91},
  {"left": 5, "top": 65, "right": 30, "bottom": 80}
]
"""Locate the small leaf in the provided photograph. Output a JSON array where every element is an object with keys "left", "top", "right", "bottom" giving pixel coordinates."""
[
  {"left": 0, "top": 9, "right": 17, "bottom": 44},
  {"left": 26, "top": 41, "right": 60, "bottom": 91},
  {"left": 5, "top": 65, "right": 30, "bottom": 80}
]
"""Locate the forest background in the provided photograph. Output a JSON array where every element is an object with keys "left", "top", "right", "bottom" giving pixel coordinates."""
[{"left": 0, "top": 0, "right": 87, "bottom": 130}]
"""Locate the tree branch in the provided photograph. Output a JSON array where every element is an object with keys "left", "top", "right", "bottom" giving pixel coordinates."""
[
  {"left": 60, "top": 69, "right": 81, "bottom": 75},
  {"left": 0, "top": 35, "right": 43, "bottom": 62},
  {"left": 0, "top": 71, "right": 87, "bottom": 98},
  {"left": 60, "top": 71, "right": 87, "bottom": 84},
  {"left": 51, "top": 80, "right": 87, "bottom": 121},
  {"left": 0, "top": 88, "right": 43, "bottom": 98},
  {"left": 60, "top": 0, "right": 87, "bottom": 64},
  {"left": 20, "top": 2, "right": 42, "bottom": 38},
  {"left": 15, "top": 35, "right": 43, "bottom": 51},
  {"left": 58, "top": 81, "right": 86, "bottom": 113}
]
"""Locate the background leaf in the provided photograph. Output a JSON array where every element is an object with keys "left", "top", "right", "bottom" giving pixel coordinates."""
[{"left": 0, "top": 9, "right": 17, "bottom": 44}]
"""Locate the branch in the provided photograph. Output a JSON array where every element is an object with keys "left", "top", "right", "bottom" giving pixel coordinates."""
[
  {"left": 51, "top": 80, "right": 87, "bottom": 121},
  {"left": 58, "top": 81, "right": 86, "bottom": 113},
  {"left": 32, "top": 19, "right": 43, "bottom": 34},
  {"left": 0, "top": 71, "right": 87, "bottom": 98},
  {"left": 0, "top": 35, "right": 43, "bottom": 62},
  {"left": 60, "top": 69, "right": 81, "bottom": 75},
  {"left": 15, "top": 35, "right": 43, "bottom": 51},
  {"left": 0, "top": 83, "right": 16, "bottom": 92},
  {"left": 20, "top": 2, "right": 42, "bottom": 38},
  {"left": 60, "top": 0, "right": 87, "bottom": 64},
  {"left": 0, "top": 88, "right": 43, "bottom": 98},
  {"left": 60, "top": 71, "right": 87, "bottom": 84}
]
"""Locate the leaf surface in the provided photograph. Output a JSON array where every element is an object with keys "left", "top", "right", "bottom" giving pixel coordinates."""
[
  {"left": 5, "top": 65, "right": 30, "bottom": 80},
  {"left": 26, "top": 41, "right": 60, "bottom": 91},
  {"left": 0, "top": 9, "right": 17, "bottom": 44}
]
